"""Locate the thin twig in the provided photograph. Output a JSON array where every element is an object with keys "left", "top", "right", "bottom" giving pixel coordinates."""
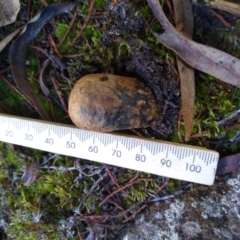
[
  {"left": 217, "top": 109, "right": 240, "bottom": 126},
  {"left": 123, "top": 204, "right": 146, "bottom": 223},
  {"left": 208, "top": 8, "right": 231, "bottom": 28},
  {"left": 147, "top": 178, "right": 169, "bottom": 202},
  {"left": 58, "top": 6, "right": 80, "bottom": 47},
  {"left": 51, "top": 76, "right": 68, "bottom": 113},
  {"left": 75, "top": 172, "right": 108, "bottom": 214},
  {"left": 63, "top": 53, "right": 85, "bottom": 58},
  {"left": 190, "top": 131, "right": 209, "bottom": 138},
  {"left": 107, "top": 169, "right": 128, "bottom": 196},
  {"left": 49, "top": 35, "right": 61, "bottom": 57},
  {"left": 131, "top": 129, "right": 144, "bottom": 138},
  {"left": 31, "top": 45, "right": 54, "bottom": 61},
  {"left": 99, "top": 173, "right": 154, "bottom": 206},
  {"left": 70, "top": 0, "right": 96, "bottom": 46}
]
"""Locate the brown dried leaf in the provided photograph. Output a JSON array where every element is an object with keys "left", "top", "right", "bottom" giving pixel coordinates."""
[
  {"left": 0, "top": 0, "right": 20, "bottom": 27},
  {"left": 147, "top": 0, "right": 240, "bottom": 88},
  {"left": 172, "top": 0, "right": 195, "bottom": 141}
]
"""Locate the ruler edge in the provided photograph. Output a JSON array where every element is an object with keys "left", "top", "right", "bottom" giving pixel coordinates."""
[
  {"left": 0, "top": 113, "right": 219, "bottom": 185},
  {"left": 0, "top": 113, "right": 220, "bottom": 155}
]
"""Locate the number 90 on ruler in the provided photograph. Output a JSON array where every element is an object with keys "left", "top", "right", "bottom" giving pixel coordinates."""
[{"left": 0, "top": 114, "right": 219, "bottom": 185}]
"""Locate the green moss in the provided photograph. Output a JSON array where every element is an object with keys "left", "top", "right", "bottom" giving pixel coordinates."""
[
  {"left": 191, "top": 73, "right": 239, "bottom": 138},
  {"left": 0, "top": 80, "right": 24, "bottom": 110},
  {"left": 0, "top": 144, "right": 82, "bottom": 239},
  {"left": 94, "top": 0, "right": 106, "bottom": 8}
]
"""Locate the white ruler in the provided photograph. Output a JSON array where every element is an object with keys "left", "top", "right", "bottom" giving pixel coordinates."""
[{"left": 0, "top": 113, "right": 219, "bottom": 185}]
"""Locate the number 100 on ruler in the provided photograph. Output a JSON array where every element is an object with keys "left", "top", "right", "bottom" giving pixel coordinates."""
[{"left": 0, "top": 114, "right": 219, "bottom": 185}]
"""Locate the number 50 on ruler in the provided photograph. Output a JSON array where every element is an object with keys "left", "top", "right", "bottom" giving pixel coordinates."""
[{"left": 0, "top": 114, "right": 219, "bottom": 185}]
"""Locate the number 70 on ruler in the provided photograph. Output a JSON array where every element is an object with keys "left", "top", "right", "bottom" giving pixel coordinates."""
[{"left": 0, "top": 114, "right": 219, "bottom": 185}]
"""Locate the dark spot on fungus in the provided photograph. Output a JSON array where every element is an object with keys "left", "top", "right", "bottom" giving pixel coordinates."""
[{"left": 99, "top": 76, "right": 108, "bottom": 81}]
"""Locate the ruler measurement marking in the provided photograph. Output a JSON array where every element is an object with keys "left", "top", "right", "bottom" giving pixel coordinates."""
[
  {"left": 177, "top": 148, "right": 182, "bottom": 161},
  {"left": 175, "top": 147, "right": 179, "bottom": 159},
  {"left": 210, "top": 153, "right": 214, "bottom": 164},
  {"left": 173, "top": 146, "right": 176, "bottom": 155},
  {"left": 209, "top": 153, "right": 213, "bottom": 164},
  {"left": 202, "top": 152, "right": 208, "bottom": 165},
  {"left": 127, "top": 138, "right": 130, "bottom": 150},
  {"left": 150, "top": 144, "right": 157, "bottom": 155},
  {"left": 193, "top": 152, "right": 196, "bottom": 163},
  {"left": 176, "top": 148, "right": 180, "bottom": 160},
  {"left": 206, "top": 153, "right": 209, "bottom": 165},
  {"left": 166, "top": 146, "right": 169, "bottom": 159},
  {"left": 184, "top": 148, "right": 188, "bottom": 159},
  {"left": 156, "top": 144, "right": 160, "bottom": 156},
  {"left": 121, "top": 137, "right": 125, "bottom": 149},
  {"left": 0, "top": 114, "right": 220, "bottom": 185}
]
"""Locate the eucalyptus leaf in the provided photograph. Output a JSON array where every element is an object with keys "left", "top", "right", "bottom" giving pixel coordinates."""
[{"left": 147, "top": 0, "right": 240, "bottom": 88}]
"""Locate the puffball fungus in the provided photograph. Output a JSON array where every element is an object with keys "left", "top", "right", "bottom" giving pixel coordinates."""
[{"left": 68, "top": 74, "right": 160, "bottom": 132}]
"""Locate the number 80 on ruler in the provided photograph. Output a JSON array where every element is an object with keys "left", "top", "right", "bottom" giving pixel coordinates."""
[{"left": 0, "top": 114, "right": 219, "bottom": 185}]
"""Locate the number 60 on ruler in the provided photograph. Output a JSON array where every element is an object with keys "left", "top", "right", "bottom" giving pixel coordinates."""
[{"left": 0, "top": 114, "right": 219, "bottom": 185}]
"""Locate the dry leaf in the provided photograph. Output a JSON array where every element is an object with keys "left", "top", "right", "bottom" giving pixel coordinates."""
[
  {"left": 0, "top": 0, "right": 20, "bottom": 27},
  {"left": 172, "top": 0, "right": 195, "bottom": 141},
  {"left": 147, "top": 0, "right": 240, "bottom": 88},
  {"left": 207, "top": 0, "right": 240, "bottom": 17},
  {"left": 0, "top": 27, "right": 23, "bottom": 52},
  {"left": 9, "top": 3, "right": 80, "bottom": 121}
]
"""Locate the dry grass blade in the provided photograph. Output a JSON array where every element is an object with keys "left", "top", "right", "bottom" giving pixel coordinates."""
[
  {"left": 147, "top": 0, "right": 240, "bottom": 88},
  {"left": 172, "top": 0, "right": 195, "bottom": 141}
]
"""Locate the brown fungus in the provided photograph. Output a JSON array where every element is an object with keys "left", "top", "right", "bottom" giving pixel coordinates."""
[{"left": 68, "top": 74, "right": 160, "bottom": 132}]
